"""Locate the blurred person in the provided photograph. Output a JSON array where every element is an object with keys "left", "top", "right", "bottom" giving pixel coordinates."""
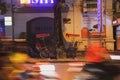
[
  {"left": 83, "top": 41, "right": 120, "bottom": 80},
  {"left": 8, "top": 51, "right": 40, "bottom": 80},
  {"left": 85, "top": 41, "right": 110, "bottom": 63}
]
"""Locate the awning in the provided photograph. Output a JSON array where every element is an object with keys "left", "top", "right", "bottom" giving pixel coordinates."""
[{"left": 36, "top": 33, "right": 50, "bottom": 38}]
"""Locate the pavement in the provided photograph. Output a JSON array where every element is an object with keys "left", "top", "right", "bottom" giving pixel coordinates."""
[
  {"left": 39, "top": 57, "right": 85, "bottom": 62},
  {"left": 39, "top": 52, "right": 85, "bottom": 62},
  {"left": 38, "top": 50, "right": 120, "bottom": 62}
]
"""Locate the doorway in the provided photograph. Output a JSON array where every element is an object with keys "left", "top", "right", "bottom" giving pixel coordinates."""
[{"left": 27, "top": 17, "right": 55, "bottom": 47}]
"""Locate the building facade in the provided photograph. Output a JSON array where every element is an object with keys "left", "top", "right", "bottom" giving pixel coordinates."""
[
  {"left": 0, "top": 0, "right": 115, "bottom": 51},
  {"left": 62, "top": 0, "right": 114, "bottom": 51}
]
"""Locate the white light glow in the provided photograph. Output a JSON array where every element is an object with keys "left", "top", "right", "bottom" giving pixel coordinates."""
[
  {"left": 40, "top": 71, "right": 59, "bottom": 78},
  {"left": 51, "top": 0, "right": 54, "bottom": 3},
  {"left": 5, "top": 22, "right": 12, "bottom": 26},
  {"left": 113, "top": 20, "right": 118, "bottom": 24},
  {"left": 39, "top": 64, "right": 55, "bottom": 71},
  {"left": 110, "top": 55, "right": 120, "bottom": 60},
  {"left": 40, "top": 0, "right": 43, "bottom": 3},
  {"left": 45, "top": 0, "right": 48, "bottom": 3},
  {"left": 4, "top": 16, "right": 12, "bottom": 26},
  {"left": 4, "top": 16, "right": 12, "bottom": 21}
]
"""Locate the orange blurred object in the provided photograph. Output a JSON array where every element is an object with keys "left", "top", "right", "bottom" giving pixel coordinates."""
[{"left": 85, "top": 41, "right": 110, "bottom": 63}]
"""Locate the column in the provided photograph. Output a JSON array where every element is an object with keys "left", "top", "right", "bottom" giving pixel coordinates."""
[{"left": 105, "top": 0, "right": 115, "bottom": 50}]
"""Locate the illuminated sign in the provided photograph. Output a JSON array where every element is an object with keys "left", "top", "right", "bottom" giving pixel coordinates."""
[
  {"left": 20, "top": 0, "right": 54, "bottom": 4},
  {"left": 4, "top": 16, "right": 12, "bottom": 26},
  {"left": 97, "top": 0, "right": 103, "bottom": 33}
]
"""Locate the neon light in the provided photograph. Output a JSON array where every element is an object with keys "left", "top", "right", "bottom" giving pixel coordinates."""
[
  {"left": 31, "top": 0, "right": 39, "bottom": 4},
  {"left": 97, "top": 0, "right": 101, "bottom": 33},
  {"left": 40, "top": 0, "right": 43, "bottom": 4},
  {"left": 51, "top": 0, "right": 54, "bottom": 3},
  {"left": 45, "top": 0, "right": 48, "bottom": 4},
  {"left": 20, "top": 0, "right": 30, "bottom": 4},
  {"left": 20, "top": 0, "right": 54, "bottom": 4},
  {"left": 97, "top": 0, "right": 103, "bottom": 33}
]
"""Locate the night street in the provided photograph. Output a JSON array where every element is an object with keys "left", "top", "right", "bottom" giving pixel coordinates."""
[
  {"left": 0, "top": 0, "right": 120, "bottom": 80},
  {"left": 24, "top": 57, "right": 120, "bottom": 80}
]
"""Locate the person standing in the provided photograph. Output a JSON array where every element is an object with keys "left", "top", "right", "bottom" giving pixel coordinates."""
[
  {"left": 66, "top": 44, "right": 76, "bottom": 59},
  {"left": 56, "top": 46, "right": 63, "bottom": 58},
  {"left": 73, "top": 41, "right": 78, "bottom": 49},
  {"left": 73, "top": 41, "right": 78, "bottom": 58}
]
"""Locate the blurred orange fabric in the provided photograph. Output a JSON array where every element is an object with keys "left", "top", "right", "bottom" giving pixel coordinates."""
[{"left": 85, "top": 41, "right": 109, "bottom": 63}]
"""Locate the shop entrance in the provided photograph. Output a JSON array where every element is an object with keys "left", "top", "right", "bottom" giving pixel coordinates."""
[
  {"left": 27, "top": 17, "right": 55, "bottom": 48},
  {"left": 113, "top": 25, "right": 120, "bottom": 50},
  {"left": 116, "top": 26, "right": 120, "bottom": 50}
]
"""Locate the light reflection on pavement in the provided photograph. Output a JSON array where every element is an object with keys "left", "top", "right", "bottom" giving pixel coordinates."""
[
  {"left": 34, "top": 62, "right": 85, "bottom": 80},
  {"left": 28, "top": 54, "right": 120, "bottom": 80}
]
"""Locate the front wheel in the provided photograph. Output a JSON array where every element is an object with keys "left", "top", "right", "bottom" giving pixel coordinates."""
[{"left": 40, "top": 51, "right": 49, "bottom": 58}]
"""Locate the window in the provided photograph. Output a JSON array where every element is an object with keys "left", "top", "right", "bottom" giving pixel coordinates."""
[{"left": 83, "top": 0, "right": 97, "bottom": 13}]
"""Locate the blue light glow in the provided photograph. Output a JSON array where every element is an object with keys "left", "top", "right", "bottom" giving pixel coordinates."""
[
  {"left": 31, "top": 0, "right": 38, "bottom": 4},
  {"left": 51, "top": 0, "right": 54, "bottom": 3},
  {"left": 21, "top": 0, "right": 54, "bottom": 4},
  {"left": 20, "top": 0, "right": 56, "bottom": 7}
]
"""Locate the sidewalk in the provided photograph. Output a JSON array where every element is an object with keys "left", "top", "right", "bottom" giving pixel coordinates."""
[
  {"left": 39, "top": 53, "right": 85, "bottom": 62},
  {"left": 39, "top": 58, "right": 85, "bottom": 63},
  {"left": 38, "top": 50, "right": 120, "bottom": 62}
]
